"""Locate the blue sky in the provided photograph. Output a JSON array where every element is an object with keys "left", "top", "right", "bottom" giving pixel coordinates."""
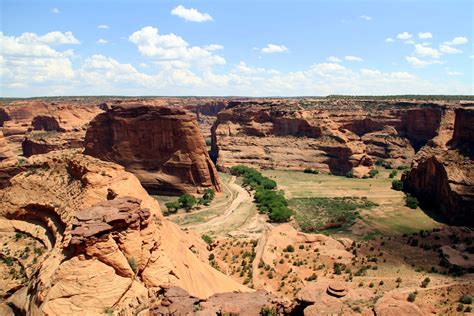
[{"left": 1, "top": 0, "right": 473, "bottom": 96}]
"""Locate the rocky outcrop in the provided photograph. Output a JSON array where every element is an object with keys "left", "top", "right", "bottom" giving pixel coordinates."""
[
  {"left": 22, "top": 131, "right": 84, "bottom": 157},
  {"left": 0, "top": 131, "right": 14, "bottom": 163},
  {"left": 84, "top": 105, "right": 221, "bottom": 195},
  {"left": 149, "top": 286, "right": 288, "bottom": 315},
  {"left": 1, "top": 101, "right": 102, "bottom": 137},
  {"left": 0, "top": 131, "right": 21, "bottom": 188},
  {"left": 451, "top": 106, "right": 474, "bottom": 153},
  {"left": 211, "top": 101, "right": 451, "bottom": 175},
  {"left": 0, "top": 151, "right": 249, "bottom": 315},
  {"left": 403, "top": 107, "right": 474, "bottom": 226},
  {"left": 31, "top": 115, "right": 65, "bottom": 132}
]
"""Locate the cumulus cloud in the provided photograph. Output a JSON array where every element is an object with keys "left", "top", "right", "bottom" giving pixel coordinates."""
[
  {"left": 439, "top": 44, "right": 462, "bottom": 54},
  {"left": 327, "top": 56, "right": 342, "bottom": 62},
  {"left": 418, "top": 32, "right": 432, "bottom": 39},
  {"left": 385, "top": 37, "right": 395, "bottom": 43},
  {"left": 204, "top": 44, "right": 224, "bottom": 51},
  {"left": 444, "top": 36, "right": 468, "bottom": 46},
  {"left": 171, "top": 5, "right": 213, "bottom": 22},
  {"left": 0, "top": 31, "right": 79, "bottom": 58},
  {"left": 51, "top": 8, "right": 60, "bottom": 14},
  {"left": 261, "top": 44, "right": 288, "bottom": 54},
  {"left": 96, "top": 39, "right": 108, "bottom": 45},
  {"left": 397, "top": 32, "right": 412, "bottom": 40},
  {"left": 360, "top": 15, "right": 372, "bottom": 21},
  {"left": 414, "top": 44, "right": 440, "bottom": 58},
  {"left": 405, "top": 56, "right": 442, "bottom": 67},
  {"left": 128, "top": 26, "right": 225, "bottom": 68},
  {"left": 98, "top": 25, "right": 110, "bottom": 29},
  {"left": 345, "top": 55, "right": 363, "bottom": 62}
]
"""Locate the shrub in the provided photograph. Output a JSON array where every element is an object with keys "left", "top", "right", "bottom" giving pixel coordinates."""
[
  {"left": 283, "top": 245, "right": 295, "bottom": 253},
  {"left": 127, "top": 257, "right": 138, "bottom": 273},
  {"left": 375, "top": 158, "right": 384, "bottom": 166},
  {"left": 389, "top": 170, "right": 398, "bottom": 178},
  {"left": 368, "top": 169, "right": 379, "bottom": 178},
  {"left": 202, "top": 234, "right": 213, "bottom": 245},
  {"left": 405, "top": 194, "right": 419, "bottom": 209},
  {"left": 164, "top": 201, "right": 180, "bottom": 214},
  {"left": 201, "top": 188, "right": 215, "bottom": 205},
  {"left": 407, "top": 292, "right": 417, "bottom": 302},
  {"left": 391, "top": 180, "right": 403, "bottom": 191},
  {"left": 421, "top": 277, "right": 430, "bottom": 288},
  {"left": 178, "top": 194, "right": 196, "bottom": 211},
  {"left": 397, "top": 165, "right": 409, "bottom": 170},
  {"left": 261, "top": 306, "right": 276, "bottom": 316},
  {"left": 303, "top": 168, "right": 320, "bottom": 174},
  {"left": 460, "top": 294, "right": 473, "bottom": 304},
  {"left": 345, "top": 170, "right": 354, "bottom": 178}
]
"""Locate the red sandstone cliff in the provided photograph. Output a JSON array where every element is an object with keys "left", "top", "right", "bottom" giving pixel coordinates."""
[
  {"left": 211, "top": 101, "right": 450, "bottom": 175},
  {"left": 403, "top": 106, "right": 474, "bottom": 226},
  {"left": 84, "top": 105, "right": 221, "bottom": 195}
]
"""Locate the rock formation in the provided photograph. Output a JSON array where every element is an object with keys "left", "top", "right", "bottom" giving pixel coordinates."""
[
  {"left": 211, "top": 100, "right": 452, "bottom": 175},
  {"left": 0, "top": 130, "right": 21, "bottom": 188},
  {"left": 0, "top": 151, "right": 248, "bottom": 315},
  {"left": 22, "top": 131, "right": 84, "bottom": 157},
  {"left": 84, "top": 105, "right": 221, "bottom": 195},
  {"left": 403, "top": 106, "right": 474, "bottom": 226}
]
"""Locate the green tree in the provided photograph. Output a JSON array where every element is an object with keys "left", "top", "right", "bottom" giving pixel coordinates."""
[
  {"left": 405, "top": 194, "right": 419, "bottom": 209},
  {"left": 178, "top": 194, "right": 196, "bottom": 211},
  {"left": 391, "top": 180, "right": 403, "bottom": 191},
  {"left": 165, "top": 201, "right": 180, "bottom": 214}
]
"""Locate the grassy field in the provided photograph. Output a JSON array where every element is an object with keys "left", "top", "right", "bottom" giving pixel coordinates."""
[
  {"left": 289, "top": 196, "right": 377, "bottom": 233},
  {"left": 261, "top": 168, "right": 443, "bottom": 236}
]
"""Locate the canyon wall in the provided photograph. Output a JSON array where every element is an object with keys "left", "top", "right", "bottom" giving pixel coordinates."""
[
  {"left": 403, "top": 106, "right": 474, "bottom": 226},
  {"left": 84, "top": 105, "right": 221, "bottom": 195},
  {"left": 211, "top": 100, "right": 451, "bottom": 175},
  {"left": 0, "top": 151, "right": 248, "bottom": 315}
]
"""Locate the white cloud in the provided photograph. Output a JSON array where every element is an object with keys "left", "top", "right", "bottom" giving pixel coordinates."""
[
  {"left": 447, "top": 71, "right": 463, "bottom": 76},
  {"left": 397, "top": 32, "right": 413, "bottom": 40},
  {"left": 444, "top": 36, "right": 468, "bottom": 45},
  {"left": 139, "top": 63, "right": 148, "bottom": 68},
  {"left": 405, "top": 56, "right": 442, "bottom": 67},
  {"left": 327, "top": 56, "right": 342, "bottom": 63},
  {"left": 0, "top": 31, "right": 79, "bottom": 58},
  {"left": 385, "top": 37, "right": 395, "bottom": 43},
  {"left": 98, "top": 25, "right": 110, "bottom": 29},
  {"left": 96, "top": 38, "right": 108, "bottom": 45},
  {"left": 418, "top": 32, "right": 432, "bottom": 39},
  {"left": 404, "top": 39, "right": 415, "bottom": 45},
  {"left": 261, "top": 44, "right": 288, "bottom": 54},
  {"left": 439, "top": 44, "right": 462, "bottom": 54},
  {"left": 360, "top": 15, "right": 372, "bottom": 21},
  {"left": 414, "top": 44, "right": 440, "bottom": 58},
  {"left": 470, "top": 55, "right": 474, "bottom": 59},
  {"left": 128, "top": 26, "right": 225, "bottom": 68},
  {"left": 345, "top": 55, "right": 363, "bottom": 62},
  {"left": 51, "top": 8, "right": 60, "bottom": 14},
  {"left": 204, "top": 44, "right": 224, "bottom": 51},
  {"left": 171, "top": 5, "right": 213, "bottom": 22}
]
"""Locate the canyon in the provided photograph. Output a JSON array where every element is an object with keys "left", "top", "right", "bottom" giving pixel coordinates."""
[
  {"left": 0, "top": 96, "right": 473, "bottom": 315},
  {"left": 210, "top": 99, "right": 452, "bottom": 175}
]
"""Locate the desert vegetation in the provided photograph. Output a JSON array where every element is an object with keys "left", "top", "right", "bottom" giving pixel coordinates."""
[{"left": 231, "top": 165, "right": 293, "bottom": 222}]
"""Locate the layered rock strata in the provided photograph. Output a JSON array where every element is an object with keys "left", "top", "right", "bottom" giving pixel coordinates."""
[{"left": 84, "top": 105, "right": 221, "bottom": 195}]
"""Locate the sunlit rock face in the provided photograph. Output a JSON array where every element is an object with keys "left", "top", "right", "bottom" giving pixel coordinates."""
[{"left": 84, "top": 104, "right": 221, "bottom": 195}]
